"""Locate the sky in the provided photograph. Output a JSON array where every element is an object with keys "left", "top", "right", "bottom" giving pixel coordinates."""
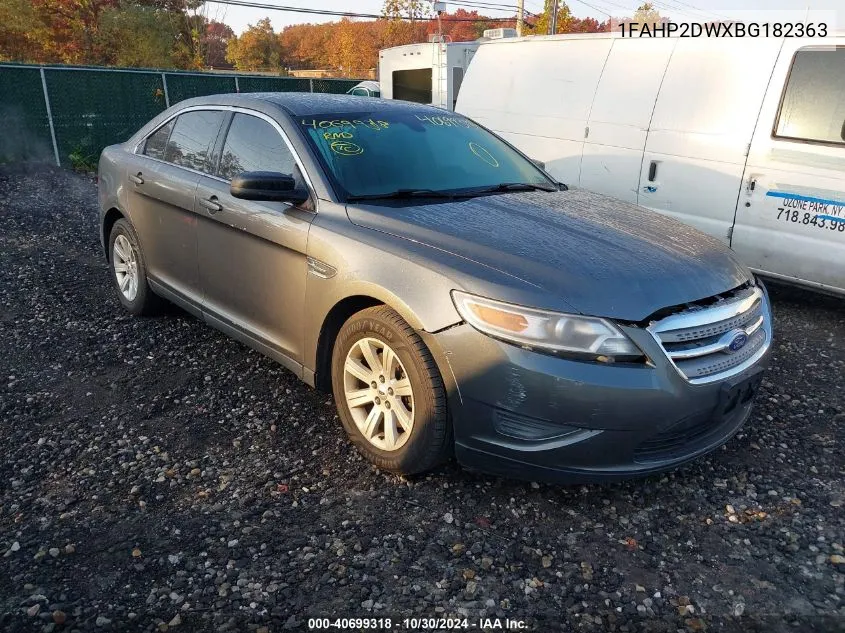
[{"left": 203, "top": 0, "right": 844, "bottom": 35}]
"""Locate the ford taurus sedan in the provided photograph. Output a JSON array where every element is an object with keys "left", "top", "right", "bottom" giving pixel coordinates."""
[{"left": 98, "top": 93, "right": 772, "bottom": 483}]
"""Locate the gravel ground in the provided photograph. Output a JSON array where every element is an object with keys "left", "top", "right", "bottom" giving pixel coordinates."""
[{"left": 0, "top": 164, "right": 843, "bottom": 633}]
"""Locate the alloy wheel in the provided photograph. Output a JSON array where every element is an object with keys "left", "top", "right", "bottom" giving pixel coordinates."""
[
  {"left": 343, "top": 337, "right": 415, "bottom": 451},
  {"left": 112, "top": 234, "right": 139, "bottom": 301}
]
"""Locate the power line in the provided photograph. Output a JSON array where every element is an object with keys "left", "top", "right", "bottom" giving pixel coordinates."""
[
  {"left": 567, "top": 0, "right": 617, "bottom": 19},
  {"left": 203, "top": 0, "right": 520, "bottom": 22},
  {"left": 647, "top": 0, "right": 734, "bottom": 23},
  {"left": 446, "top": 0, "right": 522, "bottom": 9},
  {"left": 446, "top": 0, "right": 540, "bottom": 17}
]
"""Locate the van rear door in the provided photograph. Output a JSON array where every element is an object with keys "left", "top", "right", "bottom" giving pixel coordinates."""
[
  {"left": 580, "top": 38, "right": 675, "bottom": 205},
  {"left": 456, "top": 36, "right": 612, "bottom": 185},
  {"left": 731, "top": 42, "right": 845, "bottom": 294},
  {"left": 638, "top": 38, "right": 783, "bottom": 242}
]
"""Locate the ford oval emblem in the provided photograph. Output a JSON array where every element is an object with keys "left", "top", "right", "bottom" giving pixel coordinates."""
[{"left": 729, "top": 332, "right": 749, "bottom": 352}]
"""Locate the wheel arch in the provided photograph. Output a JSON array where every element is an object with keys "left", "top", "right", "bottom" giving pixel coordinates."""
[
  {"left": 312, "top": 290, "right": 437, "bottom": 393},
  {"left": 102, "top": 207, "right": 126, "bottom": 260}
]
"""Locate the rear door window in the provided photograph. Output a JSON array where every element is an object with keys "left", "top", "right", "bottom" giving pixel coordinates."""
[
  {"left": 142, "top": 120, "right": 174, "bottom": 160},
  {"left": 164, "top": 110, "right": 226, "bottom": 173},
  {"left": 217, "top": 113, "right": 296, "bottom": 181},
  {"left": 775, "top": 47, "right": 845, "bottom": 145}
]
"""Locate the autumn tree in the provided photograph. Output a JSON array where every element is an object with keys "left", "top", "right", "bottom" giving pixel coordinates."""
[
  {"left": 97, "top": 4, "right": 180, "bottom": 68},
  {"left": 425, "top": 9, "right": 503, "bottom": 42},
  {"left": 324, "top": 19, "right": 376, "bottom": 74},
  {"left": 0, "top": 0, "right": 51, "bottom": 62},
  {"left": 203, "top": 21, "right": 235, "bottom": 67},
  {"left": 633, "top": 2, "right": 661, "bottom": 24},
  {"left": 382, "top": 0, "right": 429, "bottom": 21},
  {"left": 531, "top": 0, "right": 573, "bottom": 35},
  {"left": 279, "top": 23, "right": 332, "bottom": 69},
  {"left": 568, "top": 16, "right": 604, "bottom": 33},
  {"left": 28, "top": 0, "right": 118, "bottom": 63},
  {"left": 226, "top": 17, "right": 280, "bottom": 71}
]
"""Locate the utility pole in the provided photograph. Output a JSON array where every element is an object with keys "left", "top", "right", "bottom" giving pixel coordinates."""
[
  {"left": 516, "top": 0, "right": 524, "bottom": 36},
  {"left": 549, "top": 0, "right": 559, "bottom": 35}
]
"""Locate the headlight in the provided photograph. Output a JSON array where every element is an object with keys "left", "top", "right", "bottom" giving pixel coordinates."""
[{"left": 451, "top": 291, "right": 644, "bottom": 362}]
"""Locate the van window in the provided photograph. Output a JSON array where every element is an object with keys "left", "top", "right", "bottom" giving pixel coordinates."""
[
  {"left": 164, "top": 110, "right": 226, "bottom": 174},
  {"left": 775, "top": 47, "right": 845, "bottom": 145},
  {"left": 217, "top": 113, "right": 296, "bottom": 181},
  {"left": 393, "top": 69, "right": 432, "bottom": 104}
]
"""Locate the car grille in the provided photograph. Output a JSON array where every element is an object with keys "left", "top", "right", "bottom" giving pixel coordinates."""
[{"left": 647, "top": 285, "right": 771, "bottom": 384}]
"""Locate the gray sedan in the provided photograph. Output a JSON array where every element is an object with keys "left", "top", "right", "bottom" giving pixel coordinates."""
[{"left": 97, "top": 93, "right": 772, "bottom": 483}]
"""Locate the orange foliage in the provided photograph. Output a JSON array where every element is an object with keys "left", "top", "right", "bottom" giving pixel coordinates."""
[{"left": 278, "top": 10, "right": 517, "bottom": 74}]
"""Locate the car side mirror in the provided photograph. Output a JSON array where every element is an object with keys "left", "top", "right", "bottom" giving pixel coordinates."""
[
  {"left": 530, "top": 158, "right": 546, "bottom": 170},
  {"left": 230, "top": 171, "right": 309, "bottom": 204}
]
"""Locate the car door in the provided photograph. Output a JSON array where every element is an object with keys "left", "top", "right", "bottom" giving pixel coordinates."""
[
  {"left": 638, "top": 38, "right": 783, "bottom": 243},
  {"left": 125, "top": 109, "right": 226, "bottom": 304},
  {"left": 731, "top": 42, "right": 845, "bottom": 294},
  {"left": 195, "top": 110, "right": 315, "bottom": 369}
]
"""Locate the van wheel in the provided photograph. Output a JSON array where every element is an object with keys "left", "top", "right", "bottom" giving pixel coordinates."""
[
  {"left": 331, "top": 306, "right": 450, "bottom": 475},
  {"left": 108, "top": 218, "right": 161, "bottom": 316}
]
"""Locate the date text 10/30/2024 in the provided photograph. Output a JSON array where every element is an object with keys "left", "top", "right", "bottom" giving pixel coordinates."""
[{"left": 308, "top": 617, "right": 528, "bottom": 630}]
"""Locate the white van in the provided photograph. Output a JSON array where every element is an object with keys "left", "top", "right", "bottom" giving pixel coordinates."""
[
  {"left": 379, "top": 41, "right": 478, "bottom": 111},
  {"left": 456, "top": 33, "right": 845, "bottom": 296}
]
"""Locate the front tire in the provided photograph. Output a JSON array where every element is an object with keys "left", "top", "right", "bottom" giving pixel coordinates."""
[
  {"left": 331, "top": 306, "right": 450, "bottom": 475},
  {"left": 108, "top": 218, "right": 161, "bottom": 316}
]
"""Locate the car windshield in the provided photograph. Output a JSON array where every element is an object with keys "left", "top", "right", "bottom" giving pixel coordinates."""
[{"left": 297, "top": 110, "right": 555, "bottom": 200}]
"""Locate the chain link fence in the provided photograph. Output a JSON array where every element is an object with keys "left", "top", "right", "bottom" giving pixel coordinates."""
[{"left": 0, "top": 63, "right": 363, "bottom": 168}]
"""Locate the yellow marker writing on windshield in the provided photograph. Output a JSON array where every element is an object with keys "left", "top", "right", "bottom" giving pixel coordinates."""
[
  {"left": 469, "top": 142, "right": 499, "bottom": 167},
  {"left": 330, "top": 140, "right": 363, "bottom": 156}
]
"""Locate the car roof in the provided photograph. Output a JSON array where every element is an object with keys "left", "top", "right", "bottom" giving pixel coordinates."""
[
  {"left": 124, "top": 92, "right": 456, "bottom": 151},
  {"left": 176, "top": 92, "right": 442, "bottom": 117}
]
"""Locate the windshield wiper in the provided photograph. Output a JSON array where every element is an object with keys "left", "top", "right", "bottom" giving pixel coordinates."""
[
  {"left": 468, "top": 182, "right": 559, "bottom": 195},
  {"left": 346, "top": 189, "right": 457, "bottom": 201}
]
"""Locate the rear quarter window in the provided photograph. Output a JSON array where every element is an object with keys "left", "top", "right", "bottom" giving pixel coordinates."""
[
  {"left": 775, "top": 47, "right": 845, "bottom": 145},
  {"left": 142, "top": 120, "right": 174, "bottom": 160}
]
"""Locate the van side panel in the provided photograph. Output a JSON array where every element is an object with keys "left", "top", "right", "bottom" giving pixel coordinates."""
[
  {"left": 580, "top": 38, "right": 676, "bottom": 204},
  {"left": 456, "top": 37, "right": 613, "bottom": 184},
  {"left": 732, "top": 39, "right": 845, "bottom": 295},
  {"left": 638, "top": 38, "right": 784, "bottom": 242}
]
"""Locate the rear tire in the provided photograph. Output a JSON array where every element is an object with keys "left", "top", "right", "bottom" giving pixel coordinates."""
[
  {"left": 331, "top": 306, "right": 450, "bottom": 475},
  {"left": 108, "top": 218, "right": 162, "bottom": 316}
]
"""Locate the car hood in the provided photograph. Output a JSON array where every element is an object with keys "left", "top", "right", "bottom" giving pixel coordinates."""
[{"left": 346, "top": 188, "right": 751, "bottom": 322}]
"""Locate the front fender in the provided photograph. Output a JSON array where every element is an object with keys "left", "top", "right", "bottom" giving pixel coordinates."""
[{"left": 302, "top": 211, "right": 463, "bottom": 372}]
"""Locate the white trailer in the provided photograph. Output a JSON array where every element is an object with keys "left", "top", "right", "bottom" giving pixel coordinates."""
[{"left": 378, "top": 40, "right": 479, "bottom": 111}]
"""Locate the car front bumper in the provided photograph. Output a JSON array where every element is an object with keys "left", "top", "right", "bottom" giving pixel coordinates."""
[{"left": 424, "top": 312, "right": 771, "bottom": 484}]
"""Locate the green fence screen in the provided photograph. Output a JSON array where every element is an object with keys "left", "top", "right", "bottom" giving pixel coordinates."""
[
  {"left": 0, "top": 66, "right": 54, "bottom": 163},
  {"left": 237, "top": 75, "right": 311, "bottom": 93},
  {"left": 165, "top": 74, "right": 237, "bottom": 104},
  {"left": 45, "top": 68, "right": 167, "bottom": 168},
  {"left": 0, "top": 63, "right": 367, "bottom": 167},
  {"left": 312, "top": 78, "right": 360, "bottom": 94}
]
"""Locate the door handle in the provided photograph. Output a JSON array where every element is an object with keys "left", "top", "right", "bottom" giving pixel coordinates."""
[
  {"left": 647, "top": 160, "right": 658, "bottom": 182},
  {"left": 199, "top": 197, "right": 222, "bottom": 213},
  {"left": 129, "top": 172, "right": 144, "bottom": 185}
]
